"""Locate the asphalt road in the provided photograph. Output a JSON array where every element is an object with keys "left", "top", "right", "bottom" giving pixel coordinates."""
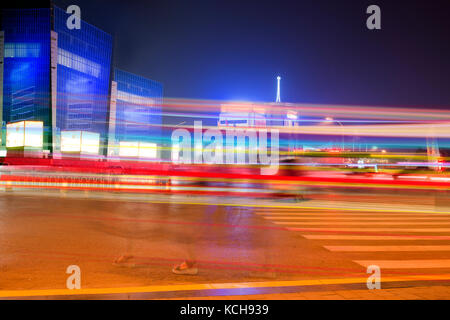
[{"left": 1, "top": 188, "right": 450, "bottom": 299}]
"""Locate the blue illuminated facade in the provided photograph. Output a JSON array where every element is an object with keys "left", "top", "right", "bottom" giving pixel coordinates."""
[
  {"left": 1, "top": 6, "right": 162, "bottom": 157},
  {"left": 114, "top": 69, "right": 163, "bottom": 145},
  {"left": 53, "top": 6, "right": 112, "bottom": 154},
  {"left": 1, "top": 8, "right": 52, "bottom": 146},
  {"left": 0, "top": 6, "right": 163, "bottom": 156}
]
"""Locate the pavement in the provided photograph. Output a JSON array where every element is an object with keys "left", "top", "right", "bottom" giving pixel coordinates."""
[
  {"left": 1, "top": 186, "right": 450, "bottom": 299},
  {"left": 165, "top": 285, "right": 450, "bottom": 300}
]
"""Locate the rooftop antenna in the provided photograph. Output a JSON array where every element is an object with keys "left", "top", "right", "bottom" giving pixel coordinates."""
[{"left": 276, "top": 76, "right": 281, "bottom": 103}]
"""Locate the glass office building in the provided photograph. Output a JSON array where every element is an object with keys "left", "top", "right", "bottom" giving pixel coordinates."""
[
  {"left": 53, "top": 6, "right": 112, "bottom": 155},
  {"left": 108, "top": 69, "right": 163, "bottom": 159},
  {"left": 1, "top": 8, "right": 52, "bottom": 148},
  {"left": 1, "top": 5, "right": 113, "bottom": 155},
  {"left": 1, "top": 6, "right": 163, "bottom": 158}
]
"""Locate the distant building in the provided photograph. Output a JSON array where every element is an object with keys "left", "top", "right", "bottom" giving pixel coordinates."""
[
  {"left": 218, "top": 103, "right": 266, "bottom": 128},
  {"left": 108, "top": 69, "right": 163, "bottom": 160},
  {"left": 217, "top": 102, "right": 300, "bottom": 152}
]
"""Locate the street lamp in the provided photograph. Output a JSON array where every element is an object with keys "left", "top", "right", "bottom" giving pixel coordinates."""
[
  {"left": 325, "top": 117, "right": 344, "bottom": 151},
  {"left": 287, "top": 111, "right": 298, "bottom": 151}
]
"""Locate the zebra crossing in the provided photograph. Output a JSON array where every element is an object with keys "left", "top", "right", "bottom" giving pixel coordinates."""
[{"left": 255, "top": 207, "right": 450, "bottom": 272}]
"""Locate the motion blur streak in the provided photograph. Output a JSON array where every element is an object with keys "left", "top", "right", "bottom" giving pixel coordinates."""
[{"left": 1, "top": 98, "right": 450, "bottom": 297}]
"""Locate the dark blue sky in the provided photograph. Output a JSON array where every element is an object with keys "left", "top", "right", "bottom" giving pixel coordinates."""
[{"left": 51, "top": 0, "right": 450, "bottom": 108}]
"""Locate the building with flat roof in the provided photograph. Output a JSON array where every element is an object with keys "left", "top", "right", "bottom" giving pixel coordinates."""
[
  {"left": 0, "top": 5, "right": 163, "bottom": 159},
  {"left": 1, "top": 5, "right": 113, "bottom": 157},
  {"left": 1, "top": 8, "right": 52, "bottom": 155},
  {"left": 108, "top": 69, "right": 163, "bottom": 160},
  {"left": 53, "top": 6, "right": 113, "bottom": 157}
]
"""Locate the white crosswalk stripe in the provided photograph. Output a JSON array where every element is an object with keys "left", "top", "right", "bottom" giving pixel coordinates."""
[
  {"left": 260, "top": 208, "right": 450, "bottom": 272},
  {"left": 262, "top": 216, "right": 450, "bottom": 220},
  {"left": 302, "top": 235, "right": 450, "bottom": 240},
  {"left": 355, "top": 260, "right": 450, "bottom": 269},
  {"left": 280, "top": 226, "right": 450, "bottom": 232},
  {"left": 256, "top": 211, "right": 450, "bottom": 216},
  {"left": 265, "top": 221, "right": 450, "bottom": 225},
  {"left": 255, "top": 210, "right": 449, "bottom": 216},
  {"left": 324, "top": 245, "right": 450, "bottom": 252}
]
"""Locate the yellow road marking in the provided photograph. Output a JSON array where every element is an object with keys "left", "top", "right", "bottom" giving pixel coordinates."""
[
  {"left": 144, "top": 200, "right": 450, "bottom": 215},
  {"left": 2, "top": 274, "right": 450, "bottom": 298},
  {"left": 4, "top": 189, "right": 450, "bottom": 215}
]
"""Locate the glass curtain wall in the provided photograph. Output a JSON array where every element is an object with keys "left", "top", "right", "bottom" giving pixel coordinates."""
[
  {"left": 53, "top": 5, "right": 112, "bottom": 155},
  {"left": 2, "top": 8, "right": 51, "bottom": 148},
  {"left": 114, "top": 69, "right": 163, "bottom": 146}
]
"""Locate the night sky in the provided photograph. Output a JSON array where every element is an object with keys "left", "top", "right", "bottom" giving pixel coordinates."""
[{"left": 14, "top": 0, "right": 450, "bottom": 108}]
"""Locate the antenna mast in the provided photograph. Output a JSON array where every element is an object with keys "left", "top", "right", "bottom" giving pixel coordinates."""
[{"left": 276, "top": 76, "right": 281, "bottom": 103}]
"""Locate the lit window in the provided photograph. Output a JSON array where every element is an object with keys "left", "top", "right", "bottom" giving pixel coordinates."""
[
  {"left": 4, "top": 42, "right": 40, "bottom": 58},
  {"left": 57, "top": 48, "right": 101, "bottom": 78}
]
